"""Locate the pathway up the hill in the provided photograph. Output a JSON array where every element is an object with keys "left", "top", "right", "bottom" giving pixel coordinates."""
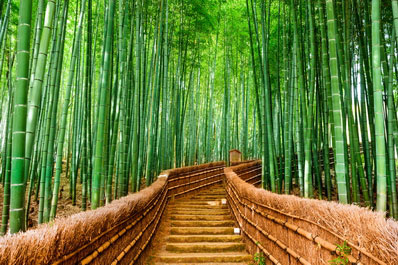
[{"left": 147, "top": 183, "right": 251, "bottom": 264}]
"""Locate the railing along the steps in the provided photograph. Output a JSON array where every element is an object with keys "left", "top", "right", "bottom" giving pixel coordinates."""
[
  {"left": 224, "top": 161, "right": 395, "bottom": 265},
  {"left": 0, "top": 161, "right": 225, "bottom": 265}
]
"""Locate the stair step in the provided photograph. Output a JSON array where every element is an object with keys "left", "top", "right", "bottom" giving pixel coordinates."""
[
  {"left": 155, "top": 262, "right": 252, "bottom": 265},
  {"left": 194, "top": 192, "right": 225, "bottom": 196},
  {"left": 195, "top": 189, "right": 224, "bottom": 193},
  {"left": 169, "top": 209, "right": 230, "bottom": 214},
  {"left": 194, "top": 189, "right": 225, "bottom": 193},
  {"left": 170, "top": 214, "right": 232, "bottom": 221},
  {"left": 148, "top": 184, "right": 250, "bottom": 265},
  {"left": 169, "top": 211, "right": 230, "bottom": 216},
  {"left": 171, "top": 220, "right": 235, "bottom": 227},
  {"left": 155, "top": 252, "right": 252, "bottom": 263},
  {"left": 167, "top": 235, "right": 243, "bottom": 243},
  {"left": 170, "top": 226, "right": 235, "bottom": 235},
  {"left": 166, "top": 242, "right": 246, "bottom": 253},
  {"left": 169, "top": 200, "right": 224, "bottom": 205},
  {"left": 168, "top": 205, "right": 228, "bottom": 210},
  {"left": 176, "top": 197, "right": 225, "bottom": 201},
  {"left": 192, "top": 195, "right": 226, "bottom": 199}
]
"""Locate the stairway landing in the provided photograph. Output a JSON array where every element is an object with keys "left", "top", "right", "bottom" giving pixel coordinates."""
[{"left": 146, "top": 184, "right": 251, "bottom": 265}]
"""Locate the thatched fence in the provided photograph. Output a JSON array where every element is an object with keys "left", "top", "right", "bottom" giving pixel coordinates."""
[
  {"left": 224, "top": 161, "right": 398, "bottom": 265},
  {"left": 0, "top": 161, "right": 225, "bottom": 265},
  {"left": 2, "top": 159, "right": 397, "bottom": 265}
]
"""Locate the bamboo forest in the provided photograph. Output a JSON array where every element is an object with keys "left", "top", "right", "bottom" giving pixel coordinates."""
[{"left": 0, "top": 0, "right": 398, "bottom": 264}]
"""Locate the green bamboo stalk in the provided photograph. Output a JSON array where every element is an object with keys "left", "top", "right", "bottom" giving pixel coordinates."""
[
  {"left": 1, "top": 56, "right": 13, "bottom": 235},
  {"left": 9, "top": 0, "right": 33, "bottom": 234},
  {"left": 284, "top": 56, "right": 295, "bottom": 194},
  {"left": 43, "top": 0, "right": 65, "bottom": 223},
  {"left": 50, "top": 0, "right": 86, "bottom": 218},
  {"left": 304, "top": 0, "right": 316, "bottom": 198},
  {"left": 25, "top": 0, "right": 56, "bottom": 186},
  {"left": 393, "top": 0, "right": 398, "bottom": 45},
  {"left": 260, "top": 0, "right": 277, "bottom": 192},
  {"left": 387, "top": 28, "right": 397, "bottom": 217},
  {"left": 371, "top": 0, "right": 387, "bottom": 212},
  {"left": 28, "top": 0, "right": 44, "bottom": 94},
  {"left": 318, "top": 0, "right": 332, "bottom": 200},
  {"left": 92, "top": 0, "right": 115, "bottom": 209},
  {"left": 325, "top": 0, "right": 349, "bottom": 204}
]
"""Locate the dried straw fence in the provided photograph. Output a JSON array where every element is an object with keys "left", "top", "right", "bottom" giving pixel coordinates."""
[
  {"left": 224, "top": 161, "right": 398, "bottom": 265},
  {"left": 0, "top": 161, "right": 225, "bottom": 265}
]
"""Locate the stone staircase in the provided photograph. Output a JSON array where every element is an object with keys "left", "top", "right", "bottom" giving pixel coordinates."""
[{"left": 150, "top": 184, "right": 251, "bottom": 264}]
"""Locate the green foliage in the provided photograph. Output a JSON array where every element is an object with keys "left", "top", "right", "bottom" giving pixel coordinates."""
[
  {"left": 251, "top": 252, "right": 266, "bottom": 265},
  {"left": 250, "top": 242, "right": 266, "bottom": 265},
  {"left": 329, "top": 241, "right": 351, "bottom": 265}
]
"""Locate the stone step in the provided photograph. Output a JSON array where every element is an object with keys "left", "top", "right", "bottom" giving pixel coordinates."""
[
  {"left": 202, "top": 189, "right": 225, "bottom": 192},
  {"left": 169, "top": 209, "right": 230, "bottom": 215},
  {"left": 167, "top": 234, "right": 243, "bottom": 243},
  {"left": 170, "top": 226, "right": 235, "bottom": 235},
  {"left": 168, "top": 204, "right": 228, "bottom": 210},
  {"left": 194, "top": 189, "right": 225, "bottom": 193},
  {"left": 191, "top": 195, "right": 226, "bottom": 199},
  {"left": 155, "top": 252, "right": 252, "bottom": 263},
  {"left": 193, "top": 192, "right": 226, "bottom": 196},
  {"left": 148, "top": 184, "right": 250, "bottom": 265},
  {"left": 169, "top": 200, "right": 225, "bottom": 205},
  {"left": 173, "top": 196, "right": 221, "bottom": 200},
  {"left": 204, "top": 186, "right": 224, "bottom": 189},
  {"left": 170, "top": 214, "right": 232, "bottom": 221},
  {"left": 155, "top": 262, "right": 247, "bottom": 265},
  {"left": 166, "top": 242, "right": 246, "bottom": 253},
  {"left": 194, "top": 191, "right": 225, "bottom": 194},
  {"left": 171, "top": 220, "right": 235, "bottom": 227}
]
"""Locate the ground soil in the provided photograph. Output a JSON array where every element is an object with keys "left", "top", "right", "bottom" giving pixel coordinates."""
[
  {"left": 27, "top": 174, "right": 83, "bottom": 229},
  {"left": 0, "top": 171, "right": 82, "bottom": 231}
]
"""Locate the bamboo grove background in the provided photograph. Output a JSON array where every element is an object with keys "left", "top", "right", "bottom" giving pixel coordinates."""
[{"left": 0, "top": 0, "right": 397, "bottom": 235}]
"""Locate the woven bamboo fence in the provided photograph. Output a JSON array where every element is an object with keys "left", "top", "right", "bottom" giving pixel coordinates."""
[
  {"left": 0, "top": 161, "right": 225, "bottom": 265},
  {"left": 224, "top": 161, "right": 398, "bottom": 265}
]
